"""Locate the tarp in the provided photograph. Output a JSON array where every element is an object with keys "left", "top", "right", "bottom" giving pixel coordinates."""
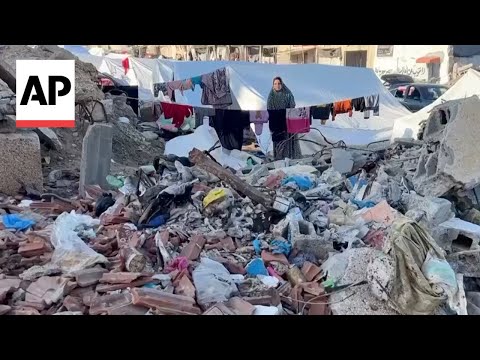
[{"left": 391, "top": 69, "right": 480, "bottom": 141}]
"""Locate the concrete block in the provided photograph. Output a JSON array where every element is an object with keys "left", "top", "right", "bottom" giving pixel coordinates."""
[
  {"left": 437, "top": 217, "right": 480, "bottom": 251},
  {"left": 0, "top": 131, "right": 43, "bottom": 195},
  {"left": 33, "top": 128, "right": 63, "bottom": 150},
  {"left": 79, "top": 124, "right": 113, "bottom": 197},
  {"left": 403, "top": 192, "right": 454, "bottom": 228},
  {"left": 289, "top": 220, "right": 333, "bottom": 261},
  {"left": 0, "top": 115, "right": 16, "bottom": 133}
]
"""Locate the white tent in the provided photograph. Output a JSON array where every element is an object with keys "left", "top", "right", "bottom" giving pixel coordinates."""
[{"left": 391, "top": 69, "right": 480, "bottom": 141}]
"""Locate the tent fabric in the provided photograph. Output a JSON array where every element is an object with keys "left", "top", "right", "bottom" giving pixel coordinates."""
[
  {"left": 391, "top": 69, "right": 480, "bottom": 141},
  {"left": 452, "top": 45, "right": 480, "bottom": 58}
]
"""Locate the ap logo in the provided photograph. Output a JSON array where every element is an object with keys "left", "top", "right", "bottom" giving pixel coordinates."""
[{"left": 16, "top": 60, "right": 75, "bottom": 128}]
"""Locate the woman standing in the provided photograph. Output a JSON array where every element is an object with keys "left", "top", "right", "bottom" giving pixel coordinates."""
[{"left": 267, "top": 77, "right": 301, "bottom": 160}]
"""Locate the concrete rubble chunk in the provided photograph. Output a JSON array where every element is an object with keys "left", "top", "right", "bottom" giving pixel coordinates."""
[
  {"left": 437, "top": 217, "right": 480, "bottom": 251},
  {"left": 0, "top": 304, "right": 12, "bottom": 315},
  {"left": 79, "top": 124, "right": 113, "bottom": 197},
  {"left": 0, "top": 132, "right": 43, "bottom": 196},
  {"left": 403, "top": 193, "right": 454, "bottom": 229},
  {"left": 99, "top": 272, "right": 142, "bottom": 284},
  {"left": 20, "top": 264, "right": 62, "bottom": 281},
  {"left": 33, "top": 128, "right": 63, "bottom": 151},
  {"left": 413, "top": 96, "right": 480, "bottom": 196}
]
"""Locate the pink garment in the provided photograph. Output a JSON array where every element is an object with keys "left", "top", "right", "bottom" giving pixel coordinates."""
[
  {"left": 166, "top": 80, "right": 194, "bottom": 99},
  {"left": 286, "top": 107, "right": 310, "bottom": 134},
  {"left": 165, "top": 256, "right": 189, "bottom": 273},
  {"left": 249, "top": 111, "right": 269, "bottom": 135}
]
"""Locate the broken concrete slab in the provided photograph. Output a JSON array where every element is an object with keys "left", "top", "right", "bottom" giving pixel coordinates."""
[
  {"left": 437, "top": 217, "right": 480, "bottom": 251},
  {"left": 79, "top": 124, "right": 113, "bottom": 197},
  {"left": 33, "top": 128, "right": 63, "bottom": 151},
  {"left": 413, "top": 96, "right": 480, "bottom": 196},
  {"left": 0, "top": 115, "right": 15, "bottom": 133},
  {"left": 0, "top": 131, "right": 43, "bottom": 195},
  {"left": 142, "top": 131, "right": 159, "bottom": 141},
  {"left": 0, "top": 304, "right": 11, "bottom": 315},
  {"left": 403, "top": 193, "right": 454, "bottom": 229}
]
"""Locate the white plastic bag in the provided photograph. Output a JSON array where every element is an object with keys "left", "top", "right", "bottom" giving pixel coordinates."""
[
  {"left": 50, "top": 211, "right": 108, "bottom": 274},
  {"left": 192, "top": 258, "right": 238, "bottom": 309},
  {"left": 422, "top": 251, "right": 458, "bottom": 298}
]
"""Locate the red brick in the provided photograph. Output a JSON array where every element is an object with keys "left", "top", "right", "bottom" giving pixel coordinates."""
[
  {"left": 107, "top": 304, "right": 148, "bottom": 315},
  {"left": 301, "top": 261, "right": 322, "bottom": 282},
  {"left": 9, "top": 307, "right": 40, "bottom": 315},
  {"left": 89, "top": 292, "right": 133, "bottom": 315},
  {"left": 26, "top": 276, "right": 70, "bottom": 307},
  {"left": 220, "top": 237, "right": 236, "bottom": 252},
  {"left": 170, "top": 236, "right": 181, "bottom": 247},
  {"left": 0, "top": 278, "right": 21, "bottom": 291},
  {"left": 308, "top": 303, "right": 330, "bottom": 315},
  {"left": 100, "top": 272, "right": 142, "bottom": 284},
  {"left": 203, "top": 303, "right": 235, "bottom": 315},
  {"left": 63, "top": 295, "right": 86, "bottom": 313},
  {"left": 131, "top": 287, "right": 201, "bottom": 315},
  {"left": 224, "top": 261, "right": 246, "bottom": 275},
  {"left": 16, "top": 300, "right": 46, "bottom": 311},
  {"left": 205, "top": 243, "right": 224, "bottom": 251},
  {"left": 300, "top": 282, "right": 324, "bottom": 296},
  {"left": 261, "top": 251, "right": 289, "bottom": 266},
  {"left": 0, "top": 305, "right": 11, "bottom": 315},
  {"left": 180, "top": 235, "right": 206, "bottom": 261},
  {"left": 18, "top": 236, "right": 49, "bottom": 257},
  {"left": 243, "top": 289, "right": 281, "bottom": 307},
  {"left": 95, "top": 277, "right": 159, "bottom": 293},
  {"left": 75, "top": 267, "right": 108, "bottom": 287},
  {"left": 226, "top": 297, "right": 255, "bottom": 315},
  {"left": 174, "top": 275, "right": 196, "bottom": 299}
]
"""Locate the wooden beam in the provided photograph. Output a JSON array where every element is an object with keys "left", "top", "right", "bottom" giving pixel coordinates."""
[{"left": 189, "top": 148, "right": 273, "bottom": 209}]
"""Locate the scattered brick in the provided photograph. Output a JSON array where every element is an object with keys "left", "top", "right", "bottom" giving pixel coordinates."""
[
  {"left": 9, "top": 306, "right": 40, "bottom": 315},
  {"left": 131, "top": 287, "right": 201, "bottom": 315},
  {"left": 220, "top": 237, "right": 236, "bottom": 251},
  {"left": 89, "top": 292, "right": 133, "bottom": 315},
  {"left": 301, "top": 261, "right": 322, "bottom": 282},
  {"left": 25, "top": 276, "right": 70, "bottom": 306},
  {"left": 203, "top": 303, "right": 236, "bottom": 315},
  {"left": 180, "top": 235, "right": 206, "bottom": 261},
  {"left": 226, "top": 297, "right": 256, "bottom": 315},
  {"left": 100, "top": 272, "right": 142, "bottom": 284},
  {"left": 75, "top": 267, "right": 108, "bottom": 287},
  {"left": 261, "top": 251, "right": 289, "bottom": 265},
  {"left": 18, "top": 235, "right": 49, "bottom": 257},
  {"left": 63, "top": 295, "right": 86, "bottom": 313},
  {"left": 173, "top": 274, "right": 196, "bottom": 299},
  {"left": 0, "top": 304, "right": 11, "bottom": 315},
  {"left": 107, "top": 304, "right": 148, "bottom": 315}
]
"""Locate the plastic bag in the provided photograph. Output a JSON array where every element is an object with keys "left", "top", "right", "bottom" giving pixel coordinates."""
[
  {"left": 422, "top": 251, "right": 458, "bottom": 298},
  {"left": 1, "top": 214, "right": 35, "bottom": 231},
  {"left": 192, "top": 258, "right": 238, "bottom": 309},
  {"left": 50, "top": 211, "right": 108, "bottom": 274},
  {"left": 282, "top": 175, "right": 314, "bottom": 191}
]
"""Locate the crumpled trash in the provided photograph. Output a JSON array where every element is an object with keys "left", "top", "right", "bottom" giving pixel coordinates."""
[
  {"left": 320, "top": 168, "right": 343, "bottom": 187},
  {"left": 257, "top": 275, "right": 280, "bottom": 288},
  {"left": 146, "top": 213, "right": 170, "bottom": 228},
  {"left": 203, "top": 188, "right": 234, "bottom": 215},
  {"left": 254, "top": 305, "right": 280, "bottom": 315},
  {"left": 246, "top": 258, "right": 269, "bottom": 276},
  {"left": 203, "top": 188, "right": 228, "bottom": 208},
  {"left": 271, "top": 240, "right": 292, "bottom": 256},
  {"left": 119, "top": 176, "right": 138, "bottom": 196},
  {"left": 106, "top": 175, "right": 124, "bottom": 189},
  {"left": 166, "top": 256, "right": 189, "bottom": 273},
  {"left": 192, "top": 257, "right": 238, "bottom": 309},
  {"left": 50, "top": 211, "right": 108, "bottom": 274},
  {"left": 282, "top": 175, "right": 314, "bottom": 191},
  {"left": 1, "top": 214, "right": 35, "bottom": 231},
  {"left": 95, "top": 193, "right": 115, "bottom": 217}
]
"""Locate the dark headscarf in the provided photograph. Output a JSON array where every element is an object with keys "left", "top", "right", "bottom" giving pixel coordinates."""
[{"left": 267, "top": 80, "right": 296, "bottom": 110}]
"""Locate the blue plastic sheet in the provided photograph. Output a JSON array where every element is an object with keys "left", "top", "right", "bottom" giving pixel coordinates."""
[
  {"left": 2, "top": 214, "right": 35, "bottom": 231},
  {"left": 246, "top": 258, "right": 268, "bottom": 276},
  {"left": 271, "top": 240, "right": 292, "bottom": 256},
  {"left": 252, "top": 239, "right": 262, "bottom": 255},
  {"left": 282, "top": 176, "right": 313, "bottom": 191},
  {"left": 351, "top": 199, "right": 376, "bottom": 209}
]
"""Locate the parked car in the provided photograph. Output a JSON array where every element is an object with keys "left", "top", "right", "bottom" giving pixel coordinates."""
[
  {"left": 390, "top": 83, "right": 449, "bottom": 112},
  {"left": 381, "top": 74, "right": 414, "bottom": 90}
]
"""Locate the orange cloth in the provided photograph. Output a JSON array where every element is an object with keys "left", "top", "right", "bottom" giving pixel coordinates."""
[{"left": 332, "top": 99, "right": 353, "bottom": 121}]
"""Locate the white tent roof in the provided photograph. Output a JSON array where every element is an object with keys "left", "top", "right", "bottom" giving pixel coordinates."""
[{"left": 391, "top": 69, "right": 480, "bottom": 141}]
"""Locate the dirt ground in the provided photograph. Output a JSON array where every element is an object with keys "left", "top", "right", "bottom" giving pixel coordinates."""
[{"left": 40, "top": 121, "right": 165, "bottom": 198}]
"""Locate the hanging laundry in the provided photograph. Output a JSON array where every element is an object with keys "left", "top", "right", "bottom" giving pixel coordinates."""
[
  {"left": 249, "top": 111, "right": 269, "bottom": 135},
  {"left": 153, "top": 83, "right": 168, "bottom": 98},
  {"left": 212, "top": 109, "right": 250, "bottom": 150},
  {"left": 365, "top": 94, "right": 380, "bottom": 116},
  {"left": 120, "top": 59, "right": 129, "bottom": 76},
  {"left": 352, "top": 97, "right": 366, "bottom": 112},
  {"left": 194, "top": 107, "right": 216, "bottom": 128},
  {"left": 332, "top": 100, "right": 353, "bottom": 121},
  {"left": 310, "top": 104, "right": 332, "bottom": 120},
  {"left": 286, "top": 107, "right": 310, "bottom": 134},
  {"left": 200, "top": 68, "right": 233, "bottom": 106},
  {"left": 160, "top": 102, "right": 193, "bottom": 128},
  {"left": 183, "top": 79, "right": 194, "bottom": 92}
]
